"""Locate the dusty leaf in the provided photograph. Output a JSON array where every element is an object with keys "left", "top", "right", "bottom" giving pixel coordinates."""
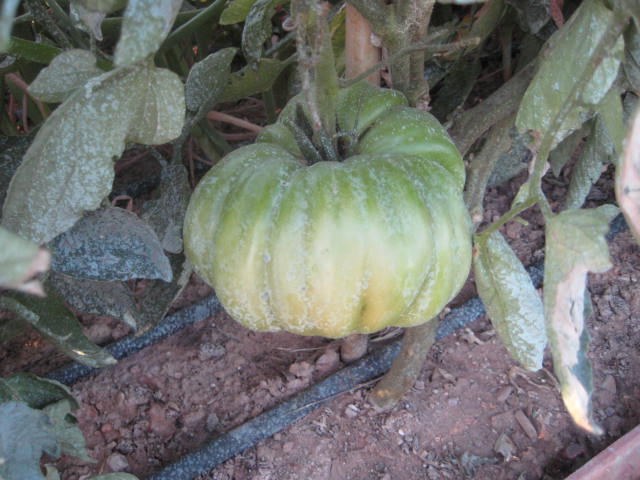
[
  {"left": 137, "top": 253, "right": 191, "bottom": 333},
  {"left": 43, "top": 400, "right": 92, "bottom": 462},
  {"left": 617, "top": 106, "right": 640, "bottom": 243},
  {"left": 242, "top": 0, "right": 282, "bottom": 67},
  {"left": 50, "top": 207, "right": 171, "bottom": 282},
  {"left": 2, "top": 62, "right": 184, "bottom": 244},
  {"left": 516, "top": 0, "right": 624, "bottom": 148},
  {"left": 596, "top": 88, "right": 625, "bottom": 157},
  {"left": 544, "top": 205, "right": 619, "bottom": 434},
  {"left": 564, "top": 116, "right": 614, "bottom": 210},
  {"left": 185, "top": 47, "right": 237, "bottom": 113},
  {"left": 220, "top": 0, "right": 259, "bottom": 24},
  {"left": 114, "top": 0, "right": 182, "bottom": 66},
  {"left": 624, "top": 24, "right": 640, "bottom": 92},
  {"left": 221, "top": 58, "right": 288, "bottom": 103},
  {"left": 0, "top": 227, "right": 50, "bottom": 295},
  {"left": 1, "top": 288, "right": 117, "bottom": 368},
  {"left": 474, "top": 231, "right": 546, "bottom": 370},
  {"left": 507, "top": 0, "right": 550, "bottom": 34},
  {"left": 0, "top": 401, "right": 59, "bottom": 480},
  {"left": 49, "top": 272, "right": 138, "bottom": 329},
  {"left": 69, "top": 2, "right": 107, "bottom": 40},
  {"left": 28, "top": 49, "right": 104, "bottom": 103},
  {"left": 141, "top": 163, "right": 191, "bottom": 254},
  {"left": 0, "top": 373, "right": 76, "bottom": 409}
]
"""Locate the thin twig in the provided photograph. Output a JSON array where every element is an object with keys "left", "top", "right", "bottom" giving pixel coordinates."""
[{"left": 206, "top": 111, "right": 264, "bottom": 134}]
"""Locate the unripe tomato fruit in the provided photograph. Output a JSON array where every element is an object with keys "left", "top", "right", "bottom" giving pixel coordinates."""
[{"left": 184, "top": 82, "right": 471, "bottom": 338}]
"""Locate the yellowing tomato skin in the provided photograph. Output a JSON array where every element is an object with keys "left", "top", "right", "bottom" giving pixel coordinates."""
[{"left": 184, "top": 82, "right": 472, "bottom": 338}]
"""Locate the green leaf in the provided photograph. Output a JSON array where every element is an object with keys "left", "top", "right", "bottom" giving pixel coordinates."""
[
  {"left": 114, "top": 0, "right": 182, "bottom": 66},
  {"left": 0, "top": 401, "right": 59, "bottom": 480},
  {"left": 0, "top": 227, "right": 50, "bottom": 295},
  {"left": 28, "top": 50, "right": 104, "bottom": 103},
  {"left": 136, "top": 252, "right": 191, "bottom": 333},
  {"left": 0, "top": 373, "right": 77, "bottom": 409},
  {"left": 0, "top": 133, "right": 33, "bottom": 208},
  {"left": 6, "top": 37, "right": 63, "bottom": 65},
  {"left": 617, "top": 106, "right": 640, "bottom": 244},
  {"left": 623, "top": 24, "right": 640, "bottom": 93},
  {"left": 544, "top": 205, "right": 619, "bottom": 434},
  {"left": 220, "top": 0, "right": 259, "bottom": 24},
  {"left": 564, "top": 117, "right": 613, "bottom": 210},
  {"left": 507, "top": 0, "right": 550, "bottom": 34},
  {"left": 1, "top": 62, "right": 185, "bottom": 244},
  {"left": 474, "top": 231, "right": 546, "bottom": 370},
  {"left": 141, "top": 163, "right": 191, "bottom": 254},
  {"left": 50, "top": 272, "right": 138, "bottom": 329},
  {"left": 548, "top": 124, "right": 588, "bottom": 177},
  {"left": 241, "top": 0, "right": 282, "bottom": 67},
  {"left": 515, "top": 0, "right": 624, "bottom": 148},
  {"left": 0, "top": 288, "right": 117, "bottom": 368},
  {"left": 50, "top": 207, "right": 172, "bottom": 282},
  {"left": 43, "top": 399, "right": 92, "bottom": 462},
  {"left": 185, "top": 47, "right": 237, "bottom": 113},
  {"left": 221, "top": 58, "right": 288, "bottom": 103},
  {"left": 0, "top": 0, "right": 20, "bottom": 52},
  {"left": 596, "top": 87, "right": 625, "bottom": 156}
]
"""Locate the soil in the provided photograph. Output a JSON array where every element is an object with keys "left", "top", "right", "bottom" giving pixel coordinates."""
[{"left": 1, "top": 159, "right": 639, "bottom": 480}]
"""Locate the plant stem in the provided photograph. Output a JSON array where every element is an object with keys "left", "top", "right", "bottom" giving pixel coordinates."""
[
  {"left": 292, "top": 0, "right": 339, "bottom": 151},
  {"left": 345, "top": 4, "right": 380, "bottom": 85},
  {"left": 24, "top": 0, "right": 73, "bottom": 49},
  {"left": 370, "top": 318, "right": 439, "bottom": 410}
]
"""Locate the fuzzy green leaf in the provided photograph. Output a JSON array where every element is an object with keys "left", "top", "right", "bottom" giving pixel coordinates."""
[
  {"left": 43, "top": 400, "right": 92, "bottom": 462},
  {"left": 617, "top": 107, "right": 640, "bottom": 244},
  {"left": 220, "top": 0, "right": 259, "bottom": 24},
  {"left": 221, "top": 58, "right": 288, "bottom": 103},
  {"left": 0, "top": 373, "right": 77, "bottom": 410},
  {"left": 516, "top": 0, "right": 624, "bottom": 148},
  {"left": 50, "top": 207, "right": 172, "bottom": 282},
  {"left": 2, "top": 62, "right": 184, "bottom": 244},
  {"left": 1, "top": 288, "right": 117, "bottom": 368},
  {"left": 28, "top": 49, "right": 104, "bottom": 103},
  {"left": 564, "top": 117, "right": 613, "bottom": 210},
  {"left": 0, "top": 401, "right": 59, "bottom": 480},
  {"left": 544, "top": 205, "right": 619, "bottom": 434},
  {"left": 114, "top": 0, "right": 182, "bottom": 66},
  {"left": 185, "top": 47, "right": 237, "bottom": 113},
  {"left": 242, "top": 0, "right": 282, "bottom": 67},
  {"left": 50, "top": 272, "right": 138, "bottom": 329},
  {"left": 141, "top": 163, "right": 191, "bottom": 254},
  {"left": 474, "top": 231, "right": 546, "bottom": 370},
  {"left": 0, "top": 227, "right": 50, "bottom": 295}
]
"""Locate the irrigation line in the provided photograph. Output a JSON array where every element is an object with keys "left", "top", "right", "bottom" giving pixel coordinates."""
[
  {"left": 46, "top": 296, "right": 223, "bottom": 385},
  {"left": 44, "top": 215, "right": 628, "bottom": 479}
]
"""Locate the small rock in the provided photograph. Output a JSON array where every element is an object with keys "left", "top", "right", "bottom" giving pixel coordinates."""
[
  {"left": 106, "top": 452, "right": 129, "bottom": 472},
  {"left": 340, "top": 334, "right": 368, "bottom": 362},
  {"left": 205, "top": 412, "right": 220, "bottom": 432},
  {"left": 289, "top": 361, "right": 314, "bottom": 379},
  {"left": 148, "top": 403, "right": 175, "bottom": 438},
  {"left": 183, "top": 408, "right": 206, "bottom": 429},
  {"left": 413, "top": 380, "right": 426, "bottom": 391},
  {"left": 282, "top": 441, "right": 295, "bottom": 453},
  {"left": 315, "top": 349, "right": 340, "bottom": 375},
  {"left": 344, "top": 404, "right": 359, "bottom": 418},
  {"left": 198, "top": 342, "right": 226, "bottom": 361}
]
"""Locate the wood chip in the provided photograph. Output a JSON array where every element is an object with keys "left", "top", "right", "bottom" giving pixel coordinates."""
[{"left": 514, "top": 409, "right": 538, "bottom": 440}]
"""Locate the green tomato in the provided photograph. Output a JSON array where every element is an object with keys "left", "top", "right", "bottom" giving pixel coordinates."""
[{"left": 184, "top": 82, "right": 471, "bottom": 338}]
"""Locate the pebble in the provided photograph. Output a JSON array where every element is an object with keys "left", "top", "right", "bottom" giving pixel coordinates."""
[
  {"left": 205, "top": 412, "right": 220, "bottom": 432},
  {"left": 198, "top": 342, "right": 226, "bottom": 361},
  {"left": 340, "top": 334, "right": 368, "bottom": 363},
  {"left": 148, "top": 403, "right": 175, "bottom": 438},
  {"left": 106, "top": 452, "right": 129, "bottom": 472},
  {"left": 314, "top": 349, "right": 340, "bottom": 375}
]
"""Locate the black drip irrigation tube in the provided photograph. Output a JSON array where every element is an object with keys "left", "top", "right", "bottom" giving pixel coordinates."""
[{"left": 45, "top": 214, "right": 628, "bottom": 480}]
